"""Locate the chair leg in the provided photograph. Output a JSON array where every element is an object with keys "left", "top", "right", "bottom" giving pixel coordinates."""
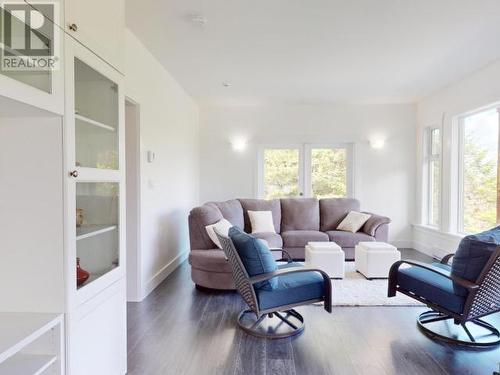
[
  {"left": 237, "top": 308, "right": 305, "bottom": 339},
  {"left": 417, "top": 310, "right": 500, "bottom": 347}
]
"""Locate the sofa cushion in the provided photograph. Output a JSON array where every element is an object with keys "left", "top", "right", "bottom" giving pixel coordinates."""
[
  {"left": 320, "top": 198, "right": 360, "bottom": 231},
  {"left": 189, "top": 204, "right": 224, "bottom": 250},
  {"left": 398, "top": 263, "right": 466, "bottom": 314},
  {"left": 336, "top": 211, "right": 371, "bottom": 233},
  {"left": 255, "top": 262, "right": 325, "bottom": 310},
  {"left": 239, "top": 198, "right": 281, "bottom": 233},
  {"left": 248, "top": 210, "right": 276, "bottom": 233},
  {"left": 229, "top": 227, "right": 278, "bottom": 290},
  {"left": 189, "top": 249, "right": 232, "bottom": 273},
  {"left": 281, "top": 230, "right": 329, "bottom": 248},
  {"left": 252, "top": 232, "right": 283, "bottom": 249},
  {"left": 207, "top": 200, "right": 244, "bottom": 229},
  {"left": 205, "top": 219, "right": 233, "bottom": 249},
  {"left": 281, "top": 198, "right": 320, "bottom": 231},
  {"left": 326, "top": 230, "right": 375, "bottom": 248},
  {"left": 451, "top": 226, "right": 500, "bottom": 296}
]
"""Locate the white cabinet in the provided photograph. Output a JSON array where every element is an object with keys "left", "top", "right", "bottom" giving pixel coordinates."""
[
  {"left": 64, "top": 36, "right": 127, "bottom": 374},
  {"left": 65, "top": 0, "right": 125, "bottom": 73}
]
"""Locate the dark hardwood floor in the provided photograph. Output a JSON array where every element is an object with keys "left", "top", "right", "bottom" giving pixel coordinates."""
[{"left": 127, "top": 249, "right": 500, "bottom": 375}]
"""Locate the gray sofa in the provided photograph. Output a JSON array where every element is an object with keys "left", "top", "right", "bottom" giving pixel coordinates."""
[{"left": 188, "top": 197, "right": 390, "bottom": 290}]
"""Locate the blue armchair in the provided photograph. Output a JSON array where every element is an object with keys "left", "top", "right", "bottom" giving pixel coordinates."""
[
  {"left": 388, "top": 227, "right": 500, "bottom": 347},
  {"left": 216, "top": 227, "right": 332, "bottom": 339}
]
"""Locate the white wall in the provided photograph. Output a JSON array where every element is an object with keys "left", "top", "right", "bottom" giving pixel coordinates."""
[
  {"left": 415, "top": 58, "right": 500, "bottom": 257},
  {"left": 125, "top": 30, "right": 199, "bottom": 301},
  {"left": 200, "top": 103, "right": 416, "bottom": 246}
]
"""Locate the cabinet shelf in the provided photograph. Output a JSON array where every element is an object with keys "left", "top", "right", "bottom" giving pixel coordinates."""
[
  {"left": 75, "top": 113, "right": 115, "bottom": 132},
  {"left": 0, "top": 354, "right": 56, "bottom": 375},
  {"left": 76, "top": 224, "right": 117, "bottom": 241}
]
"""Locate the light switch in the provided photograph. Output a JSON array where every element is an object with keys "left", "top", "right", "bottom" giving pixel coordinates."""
[{"left": 147, "top": 150, "right": 156, "bottom": 163}]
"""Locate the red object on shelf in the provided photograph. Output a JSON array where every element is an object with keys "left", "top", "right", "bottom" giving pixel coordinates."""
[{"left": 76, "top": 257, "right": 90, "bottom": 286}]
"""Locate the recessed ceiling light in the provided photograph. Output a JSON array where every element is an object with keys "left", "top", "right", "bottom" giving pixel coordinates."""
[{"left": 222, "top": 82, "right": 232, "bottom": 87}]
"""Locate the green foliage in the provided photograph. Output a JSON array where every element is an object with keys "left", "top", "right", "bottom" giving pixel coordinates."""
[
  {"left": 463, "top": 134, "right": 497, "bottom": 233},
  {"left": 311, "top": 149, "right": 347, "bottom": 198},
  {"left": 263, "top": 148, "right": 347, "bottom": 199},
  {"left": 264, "top": 149, "right": 300, "bottom": 199}
]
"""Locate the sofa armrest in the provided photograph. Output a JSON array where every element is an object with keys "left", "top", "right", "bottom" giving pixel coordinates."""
[{"left": 361, "top": 212, "right": 391, "bottom": 237}]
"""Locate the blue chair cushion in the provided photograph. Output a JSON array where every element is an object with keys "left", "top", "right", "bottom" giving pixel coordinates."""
[
  {"left": 398, "top": 262, "right": 466, "bottom": 314},
  {"left": 451, "top": 226, "right": 500, "bottom": 296},
  {"left": 228, "top": 226, "right": 278, "bottom": 290},
  {"left": 254, "top": 262, "right": 325, "bottom": 310}
]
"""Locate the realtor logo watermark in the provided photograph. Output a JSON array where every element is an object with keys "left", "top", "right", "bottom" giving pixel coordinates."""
[{"left": 1, "top": 1, "right": 60, "bottom": 71}]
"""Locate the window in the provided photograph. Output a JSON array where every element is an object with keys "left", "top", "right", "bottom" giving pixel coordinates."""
[
  {"left": 426, "top": 128, "right": 441, "bottom": 226},
  {"left": 310, "top": 148, "right": 348, "bottom": 199},
  {"left": 459, "top": 108, "right": 500, "bottom": 233},
  {"left": 262, "top": 148, "right": 301, "bottom": 199},
  {"left": 258, "top": 144, "right": 353, "bottom": 199}
]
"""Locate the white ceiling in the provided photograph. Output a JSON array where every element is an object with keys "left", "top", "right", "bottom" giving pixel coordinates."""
[{"left": 126, "top": 0, "right": 500, "bottom": 106}]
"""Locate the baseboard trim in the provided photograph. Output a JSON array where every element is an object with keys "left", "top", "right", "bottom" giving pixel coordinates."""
[
  {"left": 141, "top": 250, "right": 189, "bottom": 300},
  {"left": 390, "top": 240, "right": 414, "bottom": 249}
]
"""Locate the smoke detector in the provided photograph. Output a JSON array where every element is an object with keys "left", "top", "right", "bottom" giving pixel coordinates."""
[{"left": 188, "top": 14, "right": 207, "bottom": 27}]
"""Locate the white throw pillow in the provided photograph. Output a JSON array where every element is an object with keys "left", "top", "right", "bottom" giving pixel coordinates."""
[
  {"left": 248, "top": 210, "right": 276, "bottom": 234},
  {"left": 336, "top": 211, "right": 371, "bottom": 233},
  {"left": 205, "top": 219, "right": 233, "bottom": 249}
]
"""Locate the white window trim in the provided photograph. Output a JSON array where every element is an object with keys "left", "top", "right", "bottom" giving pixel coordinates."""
[
  {"left": 256, "top": 143, "right": 355, "bottom": 199},
  {"left": 425, "top": 127, "right": 441, "bottom": 228}
]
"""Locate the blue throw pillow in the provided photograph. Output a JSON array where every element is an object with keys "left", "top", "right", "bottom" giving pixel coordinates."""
[
  {"left": 228, "top": 226, "right": 278, "bottom": 290},
  {"left": 451, "top": 226, "right": 500, "bottom": 296}
]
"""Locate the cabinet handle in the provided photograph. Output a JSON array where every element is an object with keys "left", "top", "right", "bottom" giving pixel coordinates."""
[
  {"left": 69, "top": 23, "right": 78, "bottom": 32},
  {"left": 69, "top": 170, "right": 79, "bottom": 178}
]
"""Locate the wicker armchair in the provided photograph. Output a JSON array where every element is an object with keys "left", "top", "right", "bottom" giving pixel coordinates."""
[
  {"left": 388, "top": 247, "right": 500, "bottom": 347},
  {"left": 215, "top": 230, "right": 332, "bottom": 339}
]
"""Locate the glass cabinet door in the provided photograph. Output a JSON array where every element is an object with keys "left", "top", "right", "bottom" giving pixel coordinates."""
[
  {"left": 76, "top": 182, "right": 119, "bottom": 288},
  {"left": 74, "top": 58, "right": 119, "bottom": 170},
  {"left": 71, "top": 52, "right": 123, "bottom": 291}
]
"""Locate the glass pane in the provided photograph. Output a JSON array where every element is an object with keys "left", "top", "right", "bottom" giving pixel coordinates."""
[
  {"left": 0, "top": 4, "right": 53, "bottom": 92},
  {"left": 462, "top": 109, "right": 499, "bottom": 233},
  {"left": 263, "top": 149, "right": 300, "bottom": 199},
  {"left": 311, "top": 148, "right": 347, "bottom": 198},
  {"left": 429, "top": 159, "right": 440, "bottom": 226},
  {"left": 74, "top": 58, "right": 119, "bottom": 169},
  {"left": 431, "top": 128, "right": 440, "bottom": 156},
  {"left": 76, "top": 182, "right": 119, "bottom": 289}
]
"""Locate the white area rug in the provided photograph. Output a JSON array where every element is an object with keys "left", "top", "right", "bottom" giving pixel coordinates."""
[{"left": 328, "top": 262, "right": 423, "bottom": 307}]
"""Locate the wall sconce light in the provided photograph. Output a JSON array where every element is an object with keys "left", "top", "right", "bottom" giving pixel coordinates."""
[
  {"left": 369, "top": 138, "right": 385, "bottom": 149},
  {"left": 231, "top": 138, "right": 247, "bottom": 152}
]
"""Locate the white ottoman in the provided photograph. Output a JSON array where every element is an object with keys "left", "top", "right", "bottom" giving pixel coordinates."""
[
  {"left": 305, "top": 242, "right": 345, "bottom": 279},
  {"left": 355, "top": 242, "right": 401, "bottom": 279}
]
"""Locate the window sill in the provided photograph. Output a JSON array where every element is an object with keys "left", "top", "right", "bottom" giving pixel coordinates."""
[{"left": 412, "top": 224, "right": 465, "bottom": 240}]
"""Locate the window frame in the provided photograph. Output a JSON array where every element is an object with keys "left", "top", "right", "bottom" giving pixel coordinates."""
[
  {"left": 456, "top": 105, "right": 500, "bottom": 234},
  {"left": 256, "top": 143, "right": 355, "bottom": 199},
  {"left": 426, "top": 127, "right": 442, "bottom": 227}
]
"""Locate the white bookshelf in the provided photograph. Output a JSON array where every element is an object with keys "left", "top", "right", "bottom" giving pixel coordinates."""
[{"left": 0, "top": 313, "right": 63, "bottom": 375}]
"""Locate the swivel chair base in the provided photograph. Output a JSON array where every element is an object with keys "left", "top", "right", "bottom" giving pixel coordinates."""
[
  {"left": 417, "top": 310, "right": 500, "bottom": 347},
  {"left": 237, "top": 309, "right": 305, "bottom": 339}
]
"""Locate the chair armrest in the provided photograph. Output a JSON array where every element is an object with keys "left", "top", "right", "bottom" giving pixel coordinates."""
[
  {"left": 389, "top": 260, "right": 479, "bottom": 291},
  {"left": 249, "top": 267, "right": 332, "bottom": 313},
  {"left": 440, "top": 253, "right": 454, "bottom": 265},
  {"left": 269, "top": 248, "right": 293, "bottom": 263}
]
